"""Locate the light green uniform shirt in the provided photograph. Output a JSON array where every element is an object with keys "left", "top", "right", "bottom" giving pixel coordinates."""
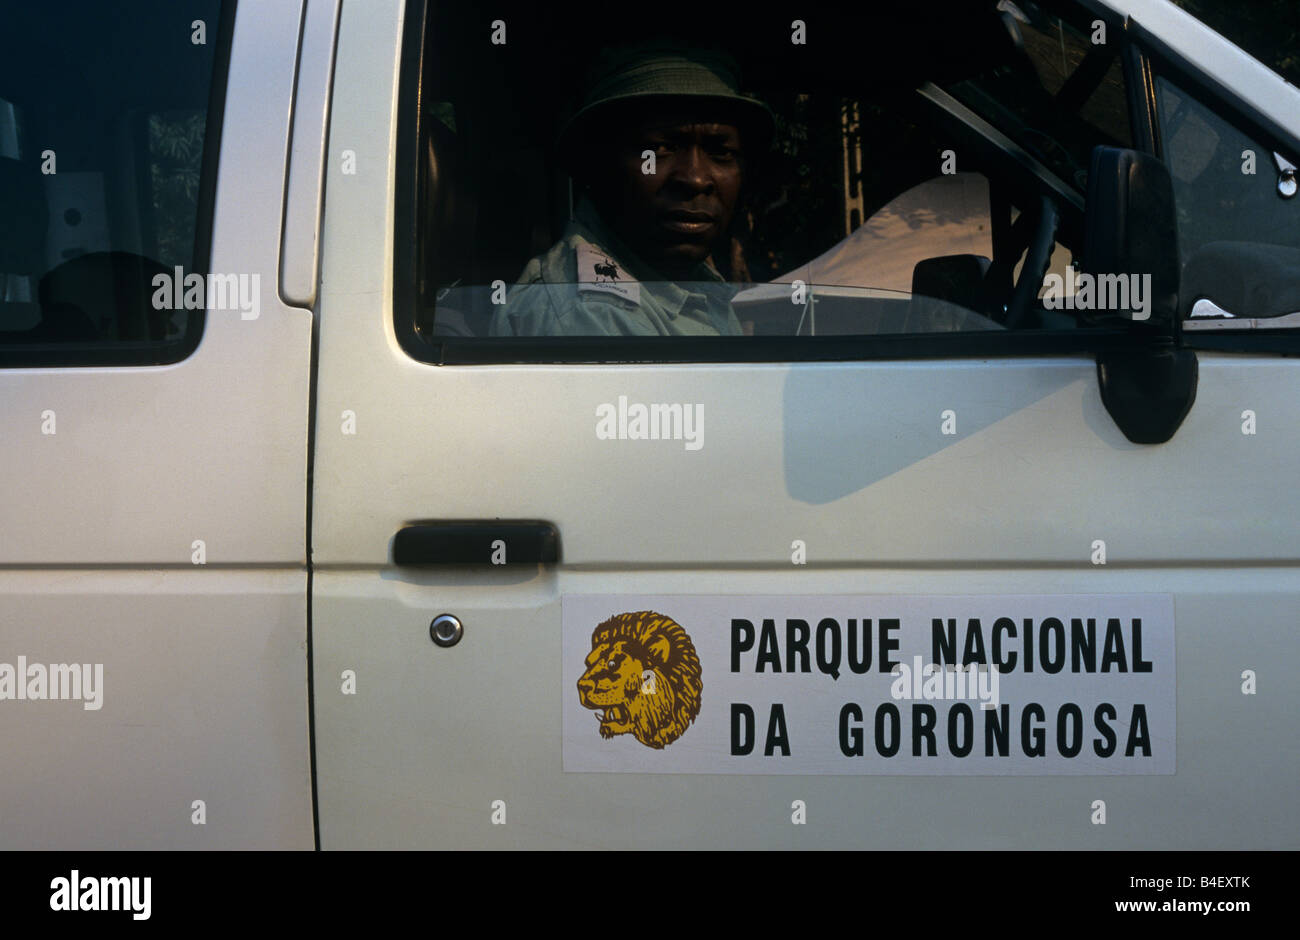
[{"left": 489, "top": 198, "right": 742, "bottom": 337}]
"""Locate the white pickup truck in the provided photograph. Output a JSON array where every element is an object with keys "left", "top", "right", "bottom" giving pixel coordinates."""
[{"left": 1, "top": 0, "right": 1297, "bottom": 849}]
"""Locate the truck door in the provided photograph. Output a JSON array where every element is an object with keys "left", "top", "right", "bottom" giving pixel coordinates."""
[
  {"left": 0, "top": 0, "right": 319, "bottom": 848},
  {"left": 310, "top": 0, "right": 1300, "bottom": 848}
]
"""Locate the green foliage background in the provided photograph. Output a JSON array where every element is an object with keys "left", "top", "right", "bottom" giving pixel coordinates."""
[{"left": 148, "top": 111, "right": 205, "bottom": 269}]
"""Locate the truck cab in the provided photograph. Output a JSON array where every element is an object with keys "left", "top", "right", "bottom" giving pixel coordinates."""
[{"left": 2, "top": 0, "right": 1297, "bottom": 849}]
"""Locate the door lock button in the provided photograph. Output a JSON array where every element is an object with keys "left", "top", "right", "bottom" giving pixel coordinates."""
[{"left": 429, "top": 614, "right": 463, "bottom": 648}]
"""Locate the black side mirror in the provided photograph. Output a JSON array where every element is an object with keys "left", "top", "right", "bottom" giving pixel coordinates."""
[
  {"left": 1079, "top": 147, "right": 1180, "bottom": 327},
  {"left": 1083, "top": 147, "right": 1197, "bottom": 444}
]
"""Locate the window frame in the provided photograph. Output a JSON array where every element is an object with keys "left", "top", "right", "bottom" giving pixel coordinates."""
[
  {"left": 393, "top": 0, "right": 1169, "bottom": 366},
  {"left": 0, "top": 0, "right": 236, "bottom": 369}
]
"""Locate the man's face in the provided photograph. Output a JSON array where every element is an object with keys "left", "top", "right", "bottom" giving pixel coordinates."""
[{"left": 588, "top": 106, "right": 745, "bottom": 277}]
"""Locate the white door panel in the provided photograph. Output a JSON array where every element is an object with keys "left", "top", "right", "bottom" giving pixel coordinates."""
[
  {"left": 0, "top": 569, "right": 311, "bottom": 849},
  {"left": 0, "top": 0, "right": 315, "bottom": 848},
  {"left": 0, "top": 0, "right": 311, "bottom": 566},
  {"left": 313, "top": 567, "right": 1296, "bottom": 848},
  {"left": 313, "top": 358, "right": 1300, "bottom": 566},
  {"left": 310, "top": 0, "right": 1299, "bottom": 849}
]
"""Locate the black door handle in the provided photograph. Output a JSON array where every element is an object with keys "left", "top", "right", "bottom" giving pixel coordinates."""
[{"left": 392, "top": 521, "right": 560, "bottom": 565}]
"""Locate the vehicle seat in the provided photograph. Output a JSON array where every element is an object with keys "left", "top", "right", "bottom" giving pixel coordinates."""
[
  {"left": 38, "top": 251, "right": 170, "bottom": 341},
  {"left": 421, "top": 102, "right": 559, "bottom": 338},
  {"left": 906, "top": 254, "right": 996, "bottom": 331}
]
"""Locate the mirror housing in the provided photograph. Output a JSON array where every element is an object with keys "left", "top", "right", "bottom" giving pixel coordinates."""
[
  {"left": 1079, "top": 147, "right": 1181, "bottom": 327},
  {"left": 1083, "top": 147, "right": 1197, "bottom": 444}
]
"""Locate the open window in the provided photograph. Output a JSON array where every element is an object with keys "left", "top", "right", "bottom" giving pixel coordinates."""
[{"left": 396, "top": 0, "right": 1138, "bottom": 352}]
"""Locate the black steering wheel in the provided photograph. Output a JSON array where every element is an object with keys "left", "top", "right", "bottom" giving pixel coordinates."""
[{"left": 1002, "top": 194, "right": 1060, "bottom": 330}]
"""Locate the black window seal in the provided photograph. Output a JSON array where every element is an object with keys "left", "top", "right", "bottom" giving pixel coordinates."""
[
  {"left": 426, "top": 330, "right": 1139, "bottom": 366},
  {"left": 0, "top": 0, "right": 236, "bottom": 369},
  {"left": 392, "top": 0, "right": 428, "bottom": 367}
]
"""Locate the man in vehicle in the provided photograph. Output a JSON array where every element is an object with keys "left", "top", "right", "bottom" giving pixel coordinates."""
[{"left": 489, "top": 43, "right": 773, "bottom": 337}]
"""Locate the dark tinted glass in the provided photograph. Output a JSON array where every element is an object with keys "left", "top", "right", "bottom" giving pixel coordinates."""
[
  {"left": 402, "top": 1, "right": 1125, "bottom": 347},
  {"left": 0, "top": 0, "right": 227, "bottom": 364}
]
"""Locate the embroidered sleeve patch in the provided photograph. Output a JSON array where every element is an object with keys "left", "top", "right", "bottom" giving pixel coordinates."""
[{"left": 577, "top": 243, "right": 640, "bottom": 305}]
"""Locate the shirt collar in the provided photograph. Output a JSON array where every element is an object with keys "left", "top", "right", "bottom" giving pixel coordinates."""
[{"left": 571, "top": 197, "right": 737, "bottom": 319}]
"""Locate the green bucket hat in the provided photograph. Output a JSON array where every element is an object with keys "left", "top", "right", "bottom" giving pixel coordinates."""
[{"left": 558, "top": 42, "right": 774, "bottom": 163}]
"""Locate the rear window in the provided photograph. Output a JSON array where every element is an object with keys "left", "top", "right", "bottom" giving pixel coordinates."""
[{"left": 0, "top": 0, "right": 230, "bottom": 366}]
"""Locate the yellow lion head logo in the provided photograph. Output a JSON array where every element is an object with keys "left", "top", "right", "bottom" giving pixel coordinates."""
[{"left": 577, "top": 610, "right": 702, "bottom": 749}]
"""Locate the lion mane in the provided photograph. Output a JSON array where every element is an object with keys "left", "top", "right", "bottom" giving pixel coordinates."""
[{"left": 577, "top": 610, "right": 702, "bottom": 749}]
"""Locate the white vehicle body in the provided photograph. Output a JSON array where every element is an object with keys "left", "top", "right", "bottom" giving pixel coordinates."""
[{"left": 1, "top": 0, "right": 1297, "bottom": 848}]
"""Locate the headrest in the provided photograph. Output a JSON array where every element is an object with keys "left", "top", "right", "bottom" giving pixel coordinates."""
[{"left": 0, "top": 157, "right": 48, "bottom": 275}]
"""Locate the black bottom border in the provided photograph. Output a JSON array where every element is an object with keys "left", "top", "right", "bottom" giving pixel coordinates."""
[{"left": 2, "top": 850, "right": 1288, "bottom": 925}]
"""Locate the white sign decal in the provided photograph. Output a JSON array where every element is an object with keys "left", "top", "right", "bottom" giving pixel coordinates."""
[{"left": 562, "top": 595, "right": 1175, "bottom": 775}]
